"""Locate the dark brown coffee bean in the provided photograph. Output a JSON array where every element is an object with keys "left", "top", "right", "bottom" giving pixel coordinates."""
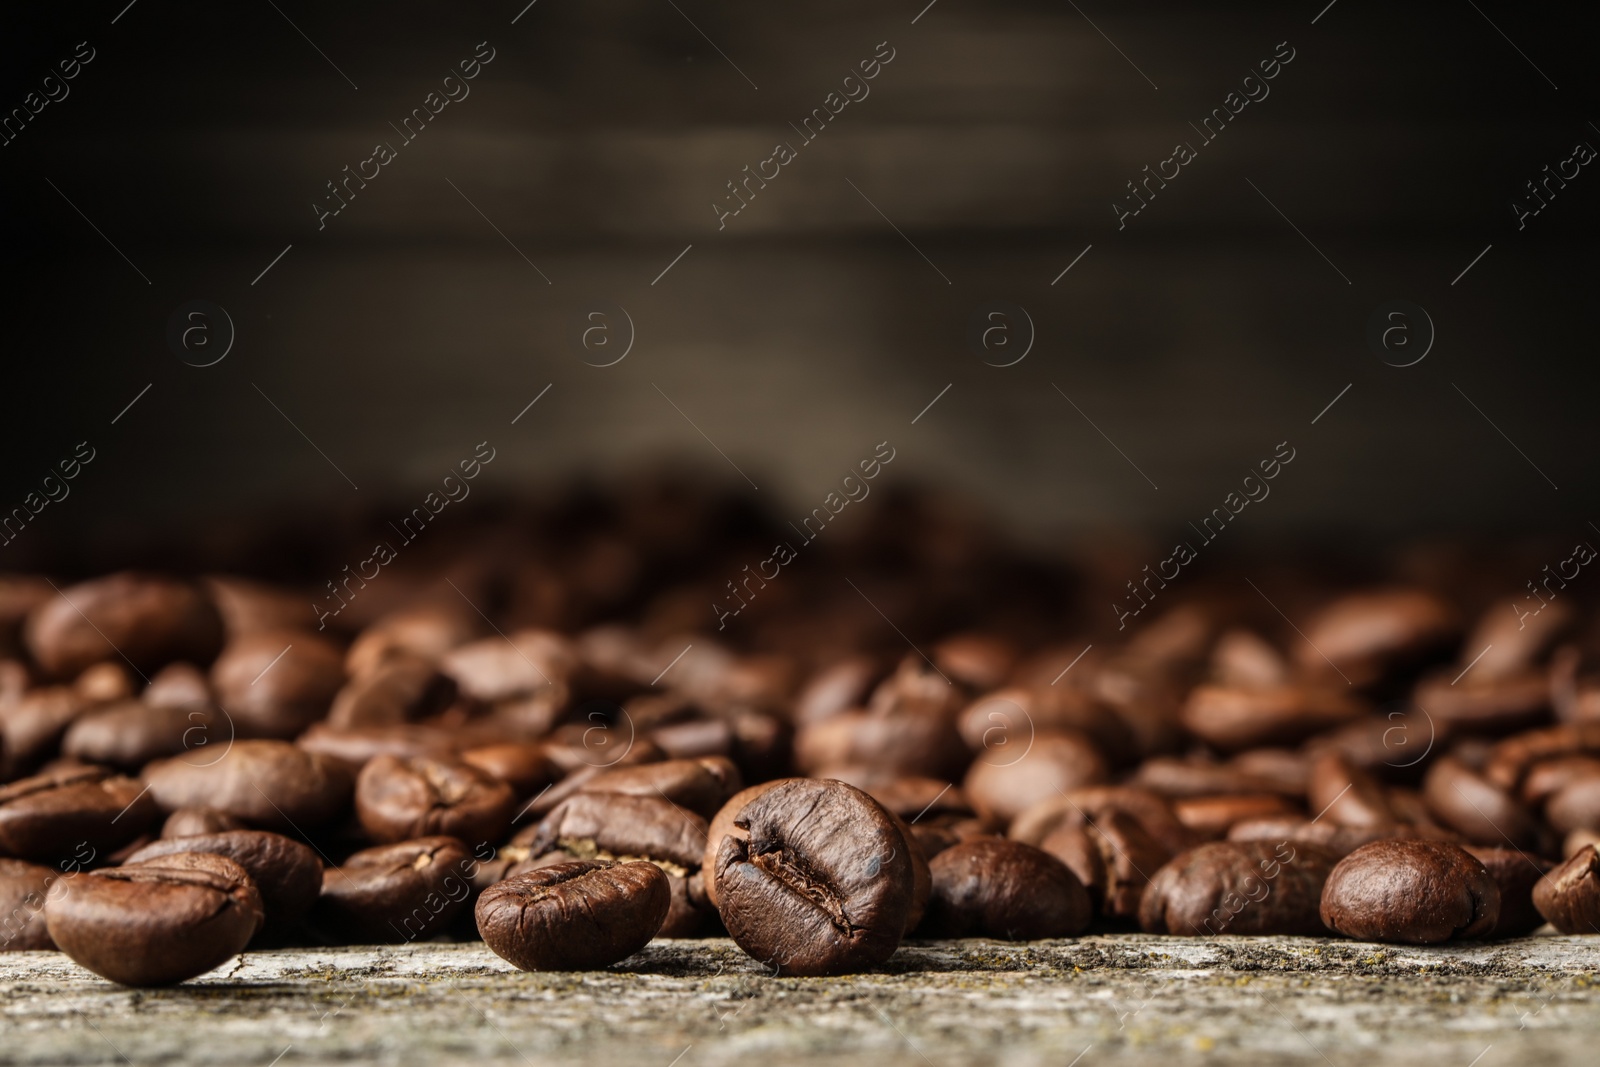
[
  {"left": 921, "top": 838, "right": 1090, "bottom": 939},
  {"left": 795, "top": 707, "right": 967, "bottom": 782},
  {"left": 161, "top": 807, "right": 248, "bottom": 838},
  {"left": 460, "top": 742, "right": 559, "bottom": 797},
  {"left": 529, "top": 792, "right": 706, "bottom": 870},
  {"left": 933, "top": 634, "right": 1017, "bottom": 691},
  {"left": 1009, "top": 786, "right": 1197, "bottom": 856},
  {"left": 714, "top": 778, "right": 913, "bottom": 976},
  {"left": 1544, "top": 771, "right": 1600, "bottom": 836},
  {"left": 861, "top": 776, "right": 970, "bottom": 824},
  {"left": 295, "top": 722, "right": 457, "bottom": 774},
  {"left": 1422, "top": 755, "right": 1542, "bottom": 850},
  {"left": 61, "top": 701, "right": 216, "bottom": 770},
  {"left": 327, "top": 655, "right": 457, "bottom": 729},
  {"left": 957, "top": 688, "right": 1137, "bottom": 768},
  {"left": 1228, "top": 749, "right": 1311, "bottom": 796},
  {"left": 25, "top": 573, "right": 224, "bottom": 680},
  {"left": 1297, "top": 588, "right": 1458, "bottom": 688},
  {"left": 355, "top": 754, "right": 515, "bottom": 847},
  {"left": 573, "top": 757, "right": 742, "bottom": 820},
  {"left": 1307, "top": 752, "right": 1395, "bottom": 828},
  {"left": 0, "top": 686, "right": 89, "bottom": 777},
  {"left": 1139, "top": 840, "right": 1339, "bottom": 936},
  {"left": 1173, "top": 794, "right": 1299, "bottom": 839},
  {"left": 1180, "top": 685, "right": 1368, "bottom": 752},
  {"left": 1039, "top": 809, "right": 1167, "bottom": 920},
  {"left": 210, "top": 630, "right": 345, "bottom": 739},
  {"left": 961, "top": 730, "right": 1109, "bottom": 826},
  {"left": 1464, "top": 846, "right": 1552, "bottom": 938},
  {"left": 0, "top": 858, "right": 57, "bottom": 950},
  {"left": 1320, "top": 840, "right": 1499, "bottom": 943},
  {"left": 476, "top": 860, "right": 669, "bottom": 970},
  {"left": 1532, "top": 843, "right": 1600, "bottom": 934},
  {"left": 143, "top": 740, "right": 352, "bottom": 832},
  {"left": 1484, "top": 722, "right": 1600, "bottom": 792},
  {"left": 125, "top": 830, "right": 321, "bottom": 940},
  {"left": 317, "top": 836, "right": 474, "bottom": 943},
  {"left": 1227, "top": 816, "right": 1422, "bottom": 857},
  {"left": 1413, "top": 670, "right": 1552, "bottom": 736},
  {"left": 45, "top": 851, "right": 262, "bottom": 985},
  {"left": 204, "top": 575, "right": 318, "bottom": 638},
  {"left": 701, "top": 781, "right": 784, "bottom": 908},
  {"left": 0, "top": 766, "right": 157, "bottom": 862}
]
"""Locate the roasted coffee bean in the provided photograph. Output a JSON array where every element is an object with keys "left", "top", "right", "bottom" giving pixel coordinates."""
[
  {"left": 45, "top": 851, "right": 262, "bottom": 985},
  {"left": 1180, "top": 685, "right": 1368, "bottom": 752},
  {"left": 701, "top": 781, "right": 784, "bottom": 909},
  {"left": 143, "top": 740, "right": 352, "bottom": 832},
  {"left": 25, "top": 573, "right": 225, "bottom": 679},
  {"left": 204, "top": 576, "right": 317, "bottom": 638},
  {"left": 1140, "top": 840, "right": 1338, "bottom": 936},
  {"left": 75, "top": 662, "right": 135, "bottom": 703},
  {"left": 957, "top": 688, "right": 1137, "bottom": 768},
  {"left": 795, "top": 707, "right": 967, "bottom": 782},
  {"left": 714, "top": 778, "right": 913, "bottom": 976},
  {"left": 343, "top": 604, "right": 480, "bottom": 677},
  {"left": 126, "top": 830, "right": 321, "bottom": 939},
  {"left": 0, "top": 766, "right": 157, "bottom": 861},
  {"left": 1464, "top": 846, "right": 1552, "bottom": 938},
  {"left": 441, "top": 631, "right": 573, "bottom": 702},
  {"left": 460, "top": 742, "right": 559, "bottom": 797},
  {"left": 1544, "top": 771, "right": 1600, "bottom": 836},
  {"left": 1296, "top": 588, "right": 1457, "bottom": 688},
  {"left": 1483, "top": 722, "right": 1600, "bottom": 792},
  {"left": 1009, "top": 786, "right": 1196, "bottom": 856},
  {"left": 476, "top": 860, "right": 669, "bottom": 970},
  {"left": 1131, "top": 756, "right": 1302, "bottom": 798},
  {"left": 1421, "top": 756, "right": 1542, "bottom": 850},
  {"left": 1172, "top": 794, "right": 1299, "bottom": 839},
  {"left": 1532, "top": 843, "right": 1600, "bottom": 934},
  {"left": 317, "top": 836, "right": 474, "bottom": 943},
  {"left": 1412, "top": 671, "right": 1551, "bottom": 736},
  {"left": 961, "top": 730, "right": 1109, "bottom": 826},
  {"left": 921, "top": 839, "right": 1090, "bottom": 939},
  {"left": 1227, "top": 816, "right": 1421, "bottom": 858},
  {"left": 61, "top": 701, "right": 215, "bottom": 770},
  {"left": 573, "top": 757, "right": 742, "bottom": 820},
  {"left": 793, "top": 656, "right": 881, "bottom": 726},
  {"left": 1520, "top": 756, "right": 1600, "bottom": 807},
  {"left": 1039, "top": 809, "right": 1167, "bottom": 921},
  {"left": 355, "top": 754, "right": 515, "bottom": 846},
  {"left": 1564, "top": 828, "right": 1600, "bottom": 859},
  {"left": 1464, "top": 598, "right": 1571, "bottom": 681},
  {"left": 161, "top": 807, "right": 248, "bottom": 838},
  {"left": 861, "top": 776, "right": 971, "bottom": 824},
  {"left": 0, "top": 686, "right": 89, "bottom": 777},
  {"left": 143, "top": 662, "right": 212, "bottom": 709},
  {"left": 1228, "top": 749, "right": 1310, "bottom": 796},
  {"left": 1208, "top": 630, "right": 1292, "bottom": 689},
  {"left": 327, "top": 655, "right": 457, "bottom": 729},
  {"left": 933, "top": 634, "right": 1017, "bottom": 691},
  {"left": 1320, "top": 840, "right": 1499, "bottom": 943},
  {"left": 211, "top": 630, "right": 345, "bottom": 739},
  {"left": 0, "top": 858, "right": 57, "bottom": 950},
  {"left": 296, "top": 722, "right": 457, "bottom": 773},
  {"left": 1307, "top": 752, "right": 1394, "bottom": 828}
]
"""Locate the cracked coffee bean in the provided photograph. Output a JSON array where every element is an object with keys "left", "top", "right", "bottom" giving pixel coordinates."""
[
  {"left": 316, "top": 836, "right": 475, "bottom": 943},
  {"left": 355, "top": 754, "right": 516, "bottom": 847},
  {"left": 921, "top": 838, "right": 1091, "bottom": 939},
  {"left": 713, "top": 778, "right": 913, "bottom": 976},
  {"left": 1320, "top": 840, "right": 1499, "bottom": 943},
  {"left": 1140, "top": 840, "right": 1339, "bottom": 936},
  {"left": 0, "top": 766, "right": 157, "bottom": 862},
  {"left": 45, "top": 851, "right": 262, "bottom": 986},
  {"left": 1532, "top": 843, "right": 1600, "bottom": 934},
  {"left": 125, "top": 830, "right": 322, "bottom": 941},
  {"left": 476, "top": 859, "right": 669, "bottom": 971}
]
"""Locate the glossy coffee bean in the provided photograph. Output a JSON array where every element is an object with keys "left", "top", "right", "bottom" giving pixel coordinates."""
[
  {"left": 1139, "top": 840, "right": 1339, "bottom": 936},
  {"left": 1040, "top": 809, "right": 1168, "bottom": 920},
  {"left": 355, "top": 754, "right": 515, "bottom": 847},
  {"left": 161, "top": 806, "right": 249, "bottom": 838},
  {"left": 210, "top": 630, "right": 345, "bottom": 739},
  {"left": 701, "top": 781, "right": 784, "bottom": 909},
  {"left": 61, "top": 701, "right": 216, "bottom": 770},
  {"left": 476, "top": 860, "right": 669, "bottom": 970},
  {"left": 1532, "top": 843, "right": 1600, "bottom": 934},
  {"left": 1180, "top": 685, "right": 1368, "bottom": 752},
  {"left": 126, "top": 830, "right": 322, "bottom": 939},
  {"left": 0, "top": 766, "right": 157, "bottom": 862},
  {"left": 459, "top": 742, "right": 559, "bottom": 797},
  {"left": 1307, "top": 752, "right": 1394, "bottom": 828},
  {"left": 317, "top": 836, "right": 475, "bottom": 943},
  {"left": 573, "top": 756, "right": 742, "bottom": 820},
  {"left": 25, "top": 573, "right": 225, "bottom": 679},
  {"left": 961, "top": 730, "right": 1109, "bottom": 826},
  {"left": 143, "top": 740, "right": 352, "bottom": 832},
  {"left": 1422, "top": 756, "right": 1542, "bottom": 850},
  {"left": 922, "top": 838, "right": 1090, "bottom": 939},
  {"left": 1464, "top": 846, "right": 1551, "bottom": 938},
  {"left": 326, "top": 655, "right": 456, "bottom": 729},
  {"left": 45, "top": 851, "right": 262, "bottom": 985},
  {"left": 714, "top": 778, "right": 913, "bottom": 976},
  {"left": 1297, "top": 588, "right": 1457, "bottom": 688},
  {"left": 1320, "top": 840, "right": 1499, "bottom": 943},
  {"left": 0, "top": 858, "right": 57, "bottom": 950}
]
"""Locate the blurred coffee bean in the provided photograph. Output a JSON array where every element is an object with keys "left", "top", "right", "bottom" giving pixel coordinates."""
[
  {"left": 74, "top": 662, "right": 134, "bottom": 703},
  {"left": 1520, "top": 756, "right": 1600, "bottom": 808},
  {"left": 933, "top": 634, "right": 1018, "bottom": 691},
  {"left": 1009, "top": 786, "right": 1196, "bottom": 856},
  {"left": 355, "top": 754, "right": 515, "bottom": 847},
  {"left": 957, "top": 688, "right": 1136, "bottom": 768},
  {"left": 1227, "top": 816, "right": 1421, "bottom": 857},
  {"left": 143, "top": 662, "right": 211, "bottom": 709},
  {"left": 1296, "top": 588, "right": 1458, "bottom": 689},
  {"left": 1464, "top": 598, "right": 1571, "bottom": 682},
  {"left": 1130, "top": 756, "right": 1299, "bottom": 798},
  {"left": 126, "top": 830, "right": 322, "bottom": 940},
  {"left": 1532, "top": 843, "right": 1600, "bottom": 934},
  {"left": 211, "top": 631, "right": 345, "bottom": 739},
  {"left": 861, "top": 776, "right": 969, "bottom": 824},
  {"left": 1208, "top": 630, "right": 1291, "bottom": 689},
  {"left": 1320, "top": 840, "right": 1499, "bottom": 943},
  {"left": 344, "top": 604, "right": 479, "bottom": 677},
  {"left": 921, "top": 838, "right": 1090, "bottom": 939},
  {"left": 1544, "top": 771, "right": 1600, "bottom": 836},
  {"left": 1228, "top": 749, "right": 1310, "bottom": 795},
  {"left": 1422, "top": 755, "right": 1542, "bottom": 850},
  {"left": 205, "top": 576, "right": 316, "bottom": 638},
  {"left": 793, "top": 656, "right": 881, "bottom": 726},
  {"left": 46, "top": 851, "right": 262, "bottom": 985},
  {"left": 1139, "top": 840, "right": 1339, "bottom": 936},
  {"left": 296, "top": 722, "right": 457, "bottom": 774},
  {"left": 161, "top": 807, "right": 248, "bottom": 838},
  {"left": 962, "top": 730, "right": 1109, "bottom": 826},
  {"left": 0, "top": 858, "right": 57, "bottom": 950},
  {"left": 327, "top": 655, "right": 457, "bottom": 729},
  {"left": 61, "top": 701, "right": 217, "bottom": 770},
  {"left": 1412, "top": 670, "right": 1551, "bottom": 736},
  {"left": 0, "top": 766, "right": 157, "bottom": 861},
  {"left": 460, "top": 742, "right": 559, "bottom": 798},
  {"left": 714, "top": 778, "right": 912, "bottom": 975},
  {"left": 574, "top": 757, "right": 741, "bottom": 820},
  {"left": 441, "top": 631, "right": 574, "bottom": 703},
  {"left": 1464, "top": 845, "right": 1552, "bottom": 938},
  {"left": 477, "top": 860, "right": 670, "bottom": 970},
  {"left": 1484, "top": 722, "right": 1600, "bottom": 792},
  {"left": 316, "top": 836, "right": 474, "bottom": 943},
  {"left": 0, "top": 686, "right": 89, "bottom": 777},
  {"left": 1172, "top": 794, "right": 1299, "bottom": 839},
  {"left": 1307, "top": 752, "right": 1395, "bottom": 827},
  {"left": 144, "top": 740, "right": 352, "bottom": 832},
  {"left": 1039, "top": 809, "right": 1167, "bottom": 920},
  {"left": 1180, "top": 684, "right": 1368, "bottom": 752},
  {"left": 25, "top": 573, "right": 224, "bottom": 679},
  {"left": 796, "top": 706, "right": 967, "bottom": 782}
]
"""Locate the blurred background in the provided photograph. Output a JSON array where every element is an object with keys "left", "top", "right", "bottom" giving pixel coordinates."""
[{"left": 2, "top": 0, "right": 1597, "bottom": 577}]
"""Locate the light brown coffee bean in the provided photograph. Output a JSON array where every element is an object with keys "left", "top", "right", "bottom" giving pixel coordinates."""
[{"left": 25, "top": 573, "right": 224, "bottom": 679}]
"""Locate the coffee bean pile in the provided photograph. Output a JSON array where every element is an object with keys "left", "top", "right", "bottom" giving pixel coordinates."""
[{"left": 2, "top": 502, "right": 1599, "bottom": 984}]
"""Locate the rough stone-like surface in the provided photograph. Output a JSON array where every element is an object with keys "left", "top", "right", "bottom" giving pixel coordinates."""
[{"left": 3, "top": 935, "right": 1599, "bottom": 1065}]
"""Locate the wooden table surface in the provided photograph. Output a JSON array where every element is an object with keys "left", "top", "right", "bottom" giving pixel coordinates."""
[{"left": 4, "top": 934, "right": 1598, "bottom": 1065}]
